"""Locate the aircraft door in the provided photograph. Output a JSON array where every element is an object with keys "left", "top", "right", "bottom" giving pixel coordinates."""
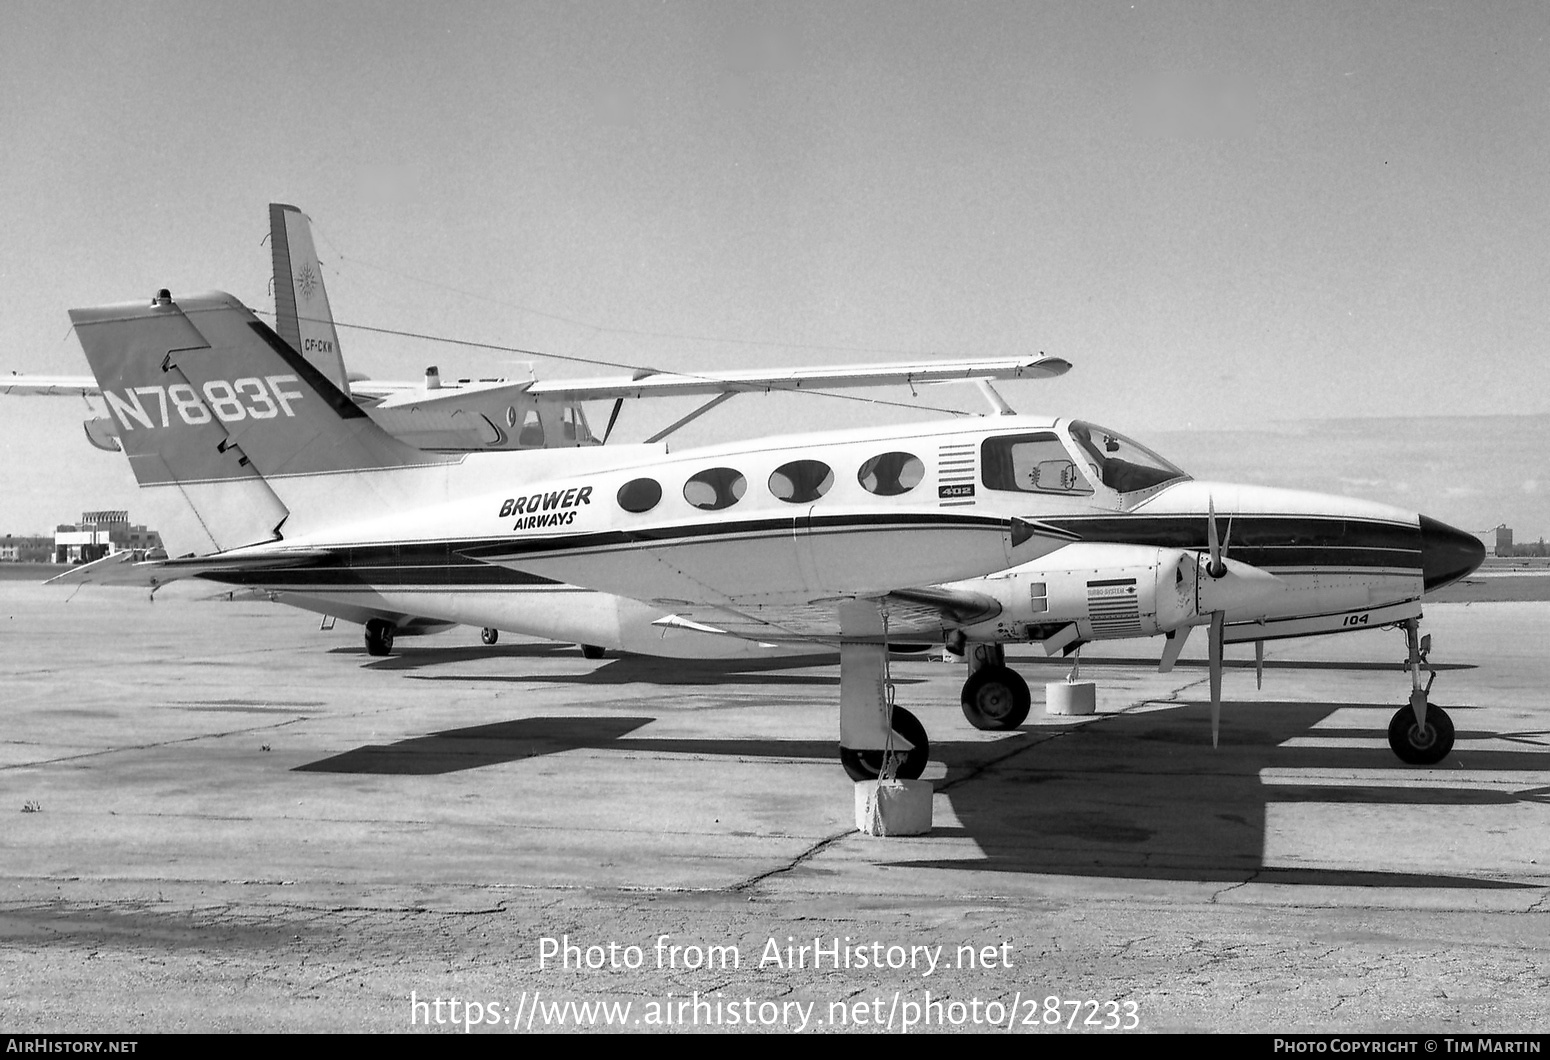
[{"left": 769, "top": 459, "right": 835, "bottom": 594}]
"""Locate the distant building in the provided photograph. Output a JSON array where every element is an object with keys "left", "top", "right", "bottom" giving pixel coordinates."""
[
  {"left": 0, "top": 535, "right": 56, "bottom": 563},
  {"left": 52, "top": 511, "right": 162, "bottom": 564},
  {"left": 1495, "top": 526, "right": 1514, "bottom": 556}
]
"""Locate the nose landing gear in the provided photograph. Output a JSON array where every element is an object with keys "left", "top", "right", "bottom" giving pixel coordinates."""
[{"left": 1388, "top": 618, "right": 1455, "bottom": 765}]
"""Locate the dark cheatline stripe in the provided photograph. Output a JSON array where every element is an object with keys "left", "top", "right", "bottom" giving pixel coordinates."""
[
  {"left": 1043, "top": 515, "right": 1422, "bottom": 570},
  {"left": 194, "top": 513, "right": 1016, "bottom": 590},
  {"left": 460, "top": 511, "right": 1013, "bottom": 559},
  {"left": 200, "top": 542, "right": 561, "bottom": 588}
]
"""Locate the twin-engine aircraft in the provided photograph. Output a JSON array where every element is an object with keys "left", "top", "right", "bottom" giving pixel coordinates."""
[{"left": 63, "top": 287, "right": 1483, "bottom": 776}]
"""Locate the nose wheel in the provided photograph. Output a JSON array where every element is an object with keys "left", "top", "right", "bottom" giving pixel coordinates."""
[
  {"left": 1387, "top": 699, "right": 1455, "bottom": 765},
  {"left": 1390, "top": 618, "right": 1454, "bottom": 765}
]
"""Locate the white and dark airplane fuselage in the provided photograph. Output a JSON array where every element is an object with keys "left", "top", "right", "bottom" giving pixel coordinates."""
[{"left": 65, "top": 289, "right": 1485, "bottom": 771}]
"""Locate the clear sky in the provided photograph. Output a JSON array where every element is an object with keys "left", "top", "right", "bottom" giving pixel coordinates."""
[{"left": 3, "top": 2, "right": 1547, "bottom": 536}]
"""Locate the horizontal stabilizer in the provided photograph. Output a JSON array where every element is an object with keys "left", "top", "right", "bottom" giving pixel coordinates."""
[
  {"left": 46, "top": 546, "right": 332, "bottom": 588},
  {"left": 1, "top": 374, "right": 98, "bottom": 395}
]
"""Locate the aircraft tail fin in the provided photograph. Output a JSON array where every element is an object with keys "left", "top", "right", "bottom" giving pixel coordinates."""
[
  {"left": 270, "top": 203, "right": 349, "bottom": 395},
  {"left": 69, "top": 290, "right": 443, "bottom": 551}
]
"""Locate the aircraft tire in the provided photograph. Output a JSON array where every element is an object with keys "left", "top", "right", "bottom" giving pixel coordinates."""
[
  {"left": 481, "top": 627, "right": 499, "bottom": 646},
  {"left": 960, "top": 665, "right": 1032, "bottom": 730},
  {"left": 839, "top": 706, "right": 930, "bottom": 782},
  {"left": 364, "top": 619, "right": 395, "bottom": 657},
  {"left": 1387, "top": 702, "right": 1455, "bottom": 765},
  {"left": 579, "top": 644, "right": 606, "bottom": 660}
]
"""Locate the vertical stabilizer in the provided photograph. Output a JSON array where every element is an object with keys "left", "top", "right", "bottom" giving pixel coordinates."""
[
  {"left": 71, "top": 291, "right": 446, "bottom": 544},
  {"left": 270, "top": 203, "right": 349, "bottom": 395},
  {"left": 68, "top": 292, "right": 291, "bottom": 554}
]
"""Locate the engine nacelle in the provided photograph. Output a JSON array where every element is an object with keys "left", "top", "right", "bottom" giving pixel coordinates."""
[{"left": 952, "top": 544, "right": 1197, "bottom": 646}]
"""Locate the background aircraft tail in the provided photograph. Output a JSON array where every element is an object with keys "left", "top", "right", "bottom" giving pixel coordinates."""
[
  {"left": 269, "top": 203, "right": 349, "bottom": 395},
  {"left": 70, "top": 289, "right": 443, "bottom": 554}
]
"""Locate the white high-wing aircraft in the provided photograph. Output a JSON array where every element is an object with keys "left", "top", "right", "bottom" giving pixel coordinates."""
[
  {"left": 64, "top": 288, "right": 1483, "bottom": 776},
  {"left": 5, "top": 203, "right": 1071, "bottom": 455}
]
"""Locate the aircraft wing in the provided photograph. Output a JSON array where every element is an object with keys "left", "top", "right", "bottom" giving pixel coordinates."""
[
  {"left": 2, "top": 374, "right": 99, "bottom": 396},
  {"left": 361, "top": 354, "right": 1069, "bottom": 409},
  {"left": 634, "top": 586, "right": 1003, "bottom": 644}
]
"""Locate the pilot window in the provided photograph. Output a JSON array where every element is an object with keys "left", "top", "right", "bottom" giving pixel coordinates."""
[
  {"left": 981, "top": 433, "right": 1093, "bottom": 495},
  {"left": 617, "top": 477, "right": 663, "bottom": 514},
  {"left": 768, "top": 460, "right": 834, "bottom": 504},
  {"left": 1067, "top": 421, "right": 1188, "bottom": 494},
  {"left": 562, "top": 405, "right": 595, "bottom": 445},
  {"left": 857, "top": 452, "right": 925, "bottom": 496},
  {"left": 683, "top": 467, "right": 747, "bottom": 511}
]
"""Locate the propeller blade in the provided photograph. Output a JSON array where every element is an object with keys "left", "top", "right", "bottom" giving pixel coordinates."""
[
  {"left": 1255, "top": 639, "right": 1264, "bottom": 690},
  {"left": 1209, "top": 610, "right": 1225, "bottom": 748},
  {"left": 1159, "top": 625, "right": 1191, "bottom": 673},
  {"left": 1207, "top": 497, "right": 1222, "bottom": 577}
]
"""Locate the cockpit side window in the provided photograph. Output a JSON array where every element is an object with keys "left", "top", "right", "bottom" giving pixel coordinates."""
[
  {"left": 981, "top": 433, "right": 1094, "bottom": 495},
  {"left": 1067, "top": 420, "right": 1188, "bottom": 494},
  {"left": 518, "top": 408, "right": 545, "bottom": 448},
  {"left": 562, "top": 405, "right": 596, "bottom": 445}
]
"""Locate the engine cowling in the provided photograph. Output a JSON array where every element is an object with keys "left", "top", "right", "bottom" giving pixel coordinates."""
[
  {"left": 951, "top": 544, "right": 1191, "bottom": 646},
  {"left": 950, "top": 542, "right": 1286, "bottom": 648}
]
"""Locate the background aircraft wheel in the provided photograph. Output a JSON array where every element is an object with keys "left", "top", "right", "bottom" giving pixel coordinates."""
[
  {"left": 839, "top": 706, "right": 930, "bottom": 782},
  {"left": 960, "top": 665, "right": 1032, "bottom": 730},
  {"left": 364, "top": 619, "right": 395, "bottom": 657},
  {"left": 1387, "top": 702, "right": 1455, "bottom": 765},
  {"left": 481, "top": 627, "right": 499, "bottom": 646},
  {"left": 579, "top": 644, "right": 606, "bottom": 660}
]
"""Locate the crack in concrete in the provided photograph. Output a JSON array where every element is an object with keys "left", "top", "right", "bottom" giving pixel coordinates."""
[
  {"left": 0, "top": 717, "right": 314, "bottom": 771},
  {"left": 731, "top": 830, "right": 853, "bottom": 893}
]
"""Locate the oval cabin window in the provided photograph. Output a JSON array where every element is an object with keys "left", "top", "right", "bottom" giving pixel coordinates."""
[
  {"left": 768, "top": 460, "right": 834, "bottom": 504},
  {"left": 857, "top": 452, "right": 924, "bottom": 497},
  {"left": 617, "top": 478, "right": 663, "bottom": 514},
  {"left": 683, "top": 467, "right": 747, "bottom": 511}
]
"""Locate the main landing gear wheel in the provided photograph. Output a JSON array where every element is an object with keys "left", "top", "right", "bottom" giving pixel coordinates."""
[
  {"left": 839, "top": 706, "right": 930, "bottom": 782},
  {"left": 960, "top": 665, "right": 1032, "bottom": 731},
  {"left": 481, "top": 627, "right": 499, "bottom": 646},
  {"left": 364, "top": 619, "right": 395, "bottom": 657},
  {"left": 579, "top": 644, "right": 606, "bottom": 660},
  {"left": 1387, "top": 701, "right": 1455, "bottom": 765}
]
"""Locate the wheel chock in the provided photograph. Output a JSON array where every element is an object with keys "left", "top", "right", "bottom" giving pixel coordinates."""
[
  {"left": 854, "top": 779, "right": 933, "bottom": 836},
  {"left": 1046, "top": 680, "right": 1096, "bottom": 716}
]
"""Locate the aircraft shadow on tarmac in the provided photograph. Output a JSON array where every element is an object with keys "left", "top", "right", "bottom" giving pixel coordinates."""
[
  {"left": 296, "top": 699, "right": 1548, "bottom": 890},
  {"left": 362, "top": 650, "right": 861, "bottom": 687}
]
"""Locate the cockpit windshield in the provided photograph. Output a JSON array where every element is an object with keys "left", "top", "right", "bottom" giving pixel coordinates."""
[{"left": 1066, "top": 420, "right": 1189, "bottom": 494}]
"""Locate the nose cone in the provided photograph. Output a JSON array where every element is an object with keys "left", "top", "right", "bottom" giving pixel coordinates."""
[{"left": 1419, "top": 515, "right": 1486, "bottom": 592}]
